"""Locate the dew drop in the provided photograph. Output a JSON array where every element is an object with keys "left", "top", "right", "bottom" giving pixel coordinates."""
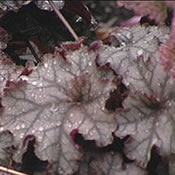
[
  {"left": 121, "top": 42, "right": 126, "bottom": 47},
  {"left": 39, "top": 88, "right": 43, "bottom": 92},
  {"left": 88, "top": 61, "right": 92, "bottom": 66},
  {"left": 56, "top": 121, "right": 61, "bottom": 127},
  {"left": 31, "top": 81, "right": 37, "bottom": 86},
  {"left": 70, "top": 113, "right": 74, "bottom": 118},
  {"left": 167, "top": 100, "right": 172, "bottom": 107},
  {"left": 39, "top": 127, "right": 43, "bottom": 131},
  {"left": 37, "top": 135, "right": 43, "bottom": 142},
  {"left": 67, "top": 123, "right": 72, "bottom": 128},
  {"left": 137, "top": 49, "right": 143, "bottom": 56},
  {"left": 0, "top": 127, "right": 3, "bottom": 132},
  {"left": 58, "top": 168, "right": 64, "bottom": 175},
  {"left": 53, "top": 60, "right": 57, "bottom": 65},
  {"left": 20, "top": 75, "right": 28, "bottom": 81},
  {"left": 44, "top": 63, "right": 48, "bottom": 68},
  {"left": 123, "top": 80, "right": 130, "bottom": 87},
  {"left": 21, "top": 123, "right": 25, "bottom": 128},
  {"left": 50, "top": 103, "right": 59, "bottom": 112},
  {"left": 20, "top": 133, "right": 24, "bottom": 138},
  {"left": 16, "top": 125, "right": 20, "bottom": 130},
  {"left": 126, "top": 32, "right": 132, "bottom": 39}
]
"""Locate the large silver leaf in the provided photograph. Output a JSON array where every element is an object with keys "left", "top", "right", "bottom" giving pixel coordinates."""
[
  {"left": 97, "top": 25, "right": 175, "bottom": 167},
  {"left": 0, "top": 46, "right": 117, "bottom": 174}
]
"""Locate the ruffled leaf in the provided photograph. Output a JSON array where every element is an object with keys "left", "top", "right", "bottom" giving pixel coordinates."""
[
  {"left": 97, "top": 25, "right": 175, "bottom": 167},
  {"left": 0, "top": 45, "right": 117, "bottom": 174},
  {"left": 97, "top": 24, "right": 169, "bottom": 93}
]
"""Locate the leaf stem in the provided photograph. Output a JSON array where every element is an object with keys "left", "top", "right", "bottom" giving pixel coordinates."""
[
  {"left": 0, "top": 166, "right": 28, "bottom": 175},
  {"left": 48, "top": 0, "right": 79, "bottom": 41}
]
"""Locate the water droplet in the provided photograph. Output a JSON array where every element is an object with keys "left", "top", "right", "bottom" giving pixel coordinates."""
[
  {"left": 20, "top": 75, "right": 28, "bottom": 81},
  {"left": 37, "top": 135, "right": 43, "bottom": 142},
  {"left": 58, "top": 168, "right": 64, "bottom": 175},
  {"left": 137, "top": 49, "right": 143, "bottom": 56},
  {"left": 44, "top": 63, "right": 48, "bottom": 68},
  {"left": 50, "top": 103, "right": 59, "bottom": 112},
  {"left": 124, "top": 80, "right": 130, "bottom": 87},
  {"left": 39, "top": 82, "right": 43, "bottom": 87},
  {"left": 16, "top": 125, "right": 20, "bottom": 130},
  {"left": 167, "top": 100, "right": 172, "bottom": 107},
  {"left": 56, "top": 121, "right": 61, "bottom": 127},
  {"left": 126, "top": 32, "right": 132, "bottom": 39},
  {"left": 20, "top": 133, "right": 24, "bottom": 138},
  {"left": 67, "top": 123, "right": 72, "bottom": 128},
  {"left": 31, "top": 81, "right": 37, "bottom": 86},
  {"left": 21, "top": 123, "right": 25, "bottom": 128},
  {"left": 39, "top": 127, "right": 43, "bottom": 131},
  {"left": 157, "top": 82, "right": 161, "bottom": 87},
  {"left": 88, "top": 61, "right": 92, "bottom": 66},
  {"left": 121, "top": 42, "right": 126, "bottom": 47}
]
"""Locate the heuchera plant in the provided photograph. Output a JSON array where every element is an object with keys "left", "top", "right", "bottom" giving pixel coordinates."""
[{"left": 1, "top": 1, "right": 175, "bottom": 175}]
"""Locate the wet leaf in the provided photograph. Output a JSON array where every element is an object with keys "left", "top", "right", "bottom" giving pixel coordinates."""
[
  {"left": 0, "top": 45, "right": 117, "bottom": 174},
  {"left": 97, "top": 25, "right": 175, "bottom": 168}
]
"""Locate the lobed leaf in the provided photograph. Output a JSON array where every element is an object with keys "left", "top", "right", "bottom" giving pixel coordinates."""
[
  {"left": 97, "top": 25, "right": 175, "bottom": 167},
  {"left": 0, "top": 46, "right": 117, "bottom": 174}
]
